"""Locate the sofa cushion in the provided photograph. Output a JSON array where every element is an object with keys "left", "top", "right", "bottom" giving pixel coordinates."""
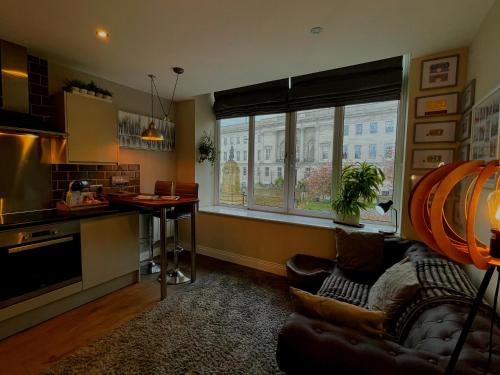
[
  {"left": 368, "top": 258, "right": 419, "bottom": 319},
  {"left": 318, "top": 268, "right": 371, "bottom": 307},
  {"left": 290, "top": 287, "right": 385, "bottom": 335},
  {"left": 335, "top": 228, "right": 384, "bottom": 277}
]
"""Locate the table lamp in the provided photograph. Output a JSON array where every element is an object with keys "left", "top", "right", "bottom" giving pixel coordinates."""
[
  {"left": 408, "top": 160, "right": 500, "bottom": 374},
  {"left": 375, "top": 200, "right": 398, "bottom": 235}
]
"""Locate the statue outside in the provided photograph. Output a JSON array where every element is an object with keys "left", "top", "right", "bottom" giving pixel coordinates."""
[{"left": 220, "top": 146, "right": 244, "bottom": 204}]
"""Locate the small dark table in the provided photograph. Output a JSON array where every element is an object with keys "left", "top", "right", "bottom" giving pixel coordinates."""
[{"left": 109, "top": 194, "right": 199, "bottom": 300}]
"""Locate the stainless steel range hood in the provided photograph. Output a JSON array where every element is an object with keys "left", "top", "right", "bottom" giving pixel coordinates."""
[{"left": 0, "top": 40, "right": 66, "bottom": 137}]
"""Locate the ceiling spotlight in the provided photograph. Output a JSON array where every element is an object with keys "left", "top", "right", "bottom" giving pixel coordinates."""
[
  {"left": 310, "top": 26, "right": 323, "bottom": 34},
  {"left": 96, "top": 29, "right": 110, "bottom": 40}
]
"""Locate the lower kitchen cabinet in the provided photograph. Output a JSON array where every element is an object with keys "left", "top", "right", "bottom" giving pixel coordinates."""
[{"left": 80, "top": 212, "right": 139, "bottom": 290}]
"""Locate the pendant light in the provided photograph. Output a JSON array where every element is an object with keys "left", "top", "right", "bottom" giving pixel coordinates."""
[
  {"left": 141, "top": 74, "right": 164, "bottom": 141},
  {"left": 141, "top": 67, "right": 184, "bottom": 141}
]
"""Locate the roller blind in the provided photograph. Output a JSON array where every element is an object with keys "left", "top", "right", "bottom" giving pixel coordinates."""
[{"left": 213, "top": 79, "right": 289, "bottom": 119}]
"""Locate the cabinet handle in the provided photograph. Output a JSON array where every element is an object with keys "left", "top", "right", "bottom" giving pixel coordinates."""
[{"left": 8, "top": 236, "right": 74, "bottom": 254}]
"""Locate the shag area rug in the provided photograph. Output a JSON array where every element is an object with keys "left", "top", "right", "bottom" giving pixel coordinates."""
[{"left": 44, "top": 260, "right": 292, "bottom": 375}]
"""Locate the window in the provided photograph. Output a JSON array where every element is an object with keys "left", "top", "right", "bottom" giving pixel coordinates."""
[
  {"left": 265, "top": 146, "right": 272, "bottom": 161},
  {"left": 354, "top": 145, "right": 362, "bottom": 159},
  {"left": 384, "top": 143, "right": 394, "bottom": 159},
  {"left": 369, "top": 144, "right": 377, "bottom": 159},
  {"left": 237, "top": 137, "right": 240, "bottom": 144},
  {"left": 385, "top": 120, "right": 394, "bottom": 134},
  {"left": 342, "top": 101, "right": 399, "bottom": 223},
  {"left": 224, "top": 137, "right": 227, "bottom": 145},
  {"left": 355, "top": 123, "right": 363, "bottom": 135},
  {"left": 217, "top": 100, "right": 400, "bottom": 223},
  {"left": 218, "top": 117, "right": 249, "bottom": 206},
  {"left": 320, "top": 143, "right": 330, "bottom": 160},
  {"left": 342, "top": 145, "right": 348, "bottom": 159}
]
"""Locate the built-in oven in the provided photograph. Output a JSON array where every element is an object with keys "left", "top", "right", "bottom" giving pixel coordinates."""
[{"left": 0, "top": 220, "right": 81, "bottom": 308}]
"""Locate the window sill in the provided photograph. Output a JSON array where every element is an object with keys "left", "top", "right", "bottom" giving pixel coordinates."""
[{"left": 199, "top": 206, "right": 394, "bottom": 233}]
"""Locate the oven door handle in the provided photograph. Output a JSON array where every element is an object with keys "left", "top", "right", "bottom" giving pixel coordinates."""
[{"left": 8, "top": 236, "right": 74, "bottom": 254}]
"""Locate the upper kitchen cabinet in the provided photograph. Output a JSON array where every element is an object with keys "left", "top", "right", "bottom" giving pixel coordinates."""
[{"left": 54, "top": 92, "right": 118, "bottom": 164}]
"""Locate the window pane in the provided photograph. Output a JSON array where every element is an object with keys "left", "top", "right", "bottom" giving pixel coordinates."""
[
  {"left": 294, "top": 108, "right": 334, "bottom": 213},
  {"left": 219, "top": 117, "right": 249, "bottom": 206},
  {"left": 342, "top": 101, "right": 399, "bottom": 222},
  {"left": 254, "top": 113, "right": 286, "bottom": 208}
]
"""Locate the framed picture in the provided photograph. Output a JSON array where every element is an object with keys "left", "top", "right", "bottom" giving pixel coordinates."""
[
  {"left": 412, "top": 149, "right": 454, "bottom": 169},
  {"left": 414, "top": 121, "right": 456, "bottom": 143},
  {"left": 420, "top": 55, "right": 459, "bottom": 90},
  {"left": 457, "top": 143, "right": 470, "bottom": 162},
  {"left": 118, "top": 110, "right": 175, "bottom": 152},
  {"left": 458, "top": 111, "right": 472, "bottom": 141},
  {"left": 470, "top": 86, "right": 500, "bottom": 162},
  {"left": 415, "top": 93, "right": 459, "bottom": 118},
  {"left": 461, "top": 79, "right": 476, "bottom": 113}
]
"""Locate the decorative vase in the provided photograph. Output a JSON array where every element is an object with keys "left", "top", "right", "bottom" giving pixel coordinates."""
[{"left": 333, "top": 212, "right": 361, "bottom": 227}]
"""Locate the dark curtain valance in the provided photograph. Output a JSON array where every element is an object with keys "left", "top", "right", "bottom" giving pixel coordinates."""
[
  {"left": 288, "top": 56, "right": 403, "bottom": 111},
  {"left": 213, "top": 56, "right": 403, "bottom": 118},
  {"left": 213, "top": 79, "right": 289, "bottom": 119}
]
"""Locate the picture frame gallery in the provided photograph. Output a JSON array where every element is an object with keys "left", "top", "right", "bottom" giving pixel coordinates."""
[{"left": 420, "top": 54, "right": 459, "bottom": 90}]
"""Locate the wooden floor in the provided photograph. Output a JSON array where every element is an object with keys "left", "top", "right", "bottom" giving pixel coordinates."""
[{"left": 0, "top": 276, "right": 161, "bottom": 375}]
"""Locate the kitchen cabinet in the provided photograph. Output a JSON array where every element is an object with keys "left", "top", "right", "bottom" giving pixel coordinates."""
[
  {"left": 54, "top": 92, "right": 118, "bottom": 164},
  {"left": 80, "top": 212, "right": 139, "bottom": 290}
]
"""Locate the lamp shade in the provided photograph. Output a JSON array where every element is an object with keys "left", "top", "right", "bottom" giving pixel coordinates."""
[
  {"left": 488, "top": 190, "right": 500, "bottom": 232},
  {"left": 141, "top": 121, "right": 164, "bottom": 141},
  {"left": 375, "top": 200, "right": 393, "bottom": 215}
]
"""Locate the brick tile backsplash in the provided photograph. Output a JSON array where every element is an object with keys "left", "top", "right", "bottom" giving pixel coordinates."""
[
  {"left": 28, "top": 55, "right": 52, "bottom": 122},
  {"left": 51, "top": 163, "right": 141, "bottom": 205}
]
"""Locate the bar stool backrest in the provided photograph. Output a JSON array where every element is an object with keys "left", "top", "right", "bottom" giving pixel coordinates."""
[
  {"left": 174, "top": 182, "right": 199, "bottom": 198},
  {"left": 155, "top": 180, "right": 174, "bottom": 196}
]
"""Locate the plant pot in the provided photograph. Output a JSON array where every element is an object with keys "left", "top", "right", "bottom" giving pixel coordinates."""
[
  {"left": 333, "top": 212, "right": 361, "bottom": 227},
  {"left": 71, "top": 86, "right": 80, "bottom": 94},
  {"left": 96, "top": 93, "right": 104, "bottom": 98},
  {"left": 80, "top": 89, "right": 88, "bottom": 94},
  {"left": 87, "top": 90, "right": 95, "bottom": 96},
  {"left": 104, "top": 95, "right": 112, "bottom": 101}
]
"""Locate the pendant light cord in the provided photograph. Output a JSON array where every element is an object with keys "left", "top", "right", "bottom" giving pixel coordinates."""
[
  {"left": 150, "top": 75, "right": 154, "bottom": 121},
  {"left": 151, "top": 72, "right": 180, "bottom": 121}
]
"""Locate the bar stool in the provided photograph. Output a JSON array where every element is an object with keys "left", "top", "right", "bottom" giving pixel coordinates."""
[{"left": 154, "top": 180, "right": 198, "bottom": 285}]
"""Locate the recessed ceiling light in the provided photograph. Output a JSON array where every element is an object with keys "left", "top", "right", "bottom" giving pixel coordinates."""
[
  {"left": 96, "top": 29, "right": 110, "bottom": 40},
  {"left": 310, "top": 26, "right": 323, "bottom": 34}
]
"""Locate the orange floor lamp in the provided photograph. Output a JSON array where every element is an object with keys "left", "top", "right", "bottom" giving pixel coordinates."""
[{"left": 409, "top": 160, "right": 500, "bottom": 375}]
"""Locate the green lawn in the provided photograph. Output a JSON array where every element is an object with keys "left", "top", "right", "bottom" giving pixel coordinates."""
[{"left": 297, "top": 201, "right": 331, "bottom": 211}]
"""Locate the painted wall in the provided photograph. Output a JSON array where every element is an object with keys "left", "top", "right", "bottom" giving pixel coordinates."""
[
  {"left": 174, "top": 100, "right": 196, "bottom": 183},
  {"left": 48, "top": 62, "right": 176, "bottom": 192},
  {"left": 464, "top": 0, "right": 500, "bottom": 304},
  {"left": 400, "top": 47, "right": 469, "bottom": 239}
]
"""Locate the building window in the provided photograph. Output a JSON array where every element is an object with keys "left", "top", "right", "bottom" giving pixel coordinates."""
[
  {"left": 369, "top": 144, "right": 377, "bottom": 159},
  {"left": 354, "top": 145, "right": 362, "bottom": 159},
  {"left": 342, "top": 145, "right": 348, "bottom": 159},
  {"left": 224, "top": 137, "right": 227, "bottom": 145},
  {"left": 384, "top": 143, "right": 394, "bottom": 159},
  {"left": 356, "top": 123, "right": 363, "bottom": 135},
  {"left": 265, "top": 146, "right": 272, "bottom": 160},
  {"left": 217, "top": 100, "right": 401, "bottom": 222},
  {"left": 237, "top": 137, "right": 240, "bottom": 144},
  {"left": 385, "top": 120, "right": 394, "bottom": 134},
  {"left": 320, "top": 143, "right": 330, "bottom": 160}
]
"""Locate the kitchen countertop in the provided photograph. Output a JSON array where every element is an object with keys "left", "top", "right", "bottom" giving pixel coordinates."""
[{"left": 0, "top": 205, "right": 138, "bottom": 231}]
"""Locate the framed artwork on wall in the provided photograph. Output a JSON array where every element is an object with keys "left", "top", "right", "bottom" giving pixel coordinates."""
[
  {"left": 412, "top": 149, "right": 455, "bottom": 169},
  {"left": 457, "top": 111, "right": 472, "bottom": 141},
  {"left": 470, "top": 86, "right": 500, "bottom": 162},
  {"left": 420, "top": 55, "right": 459, "bottom": 90},
  {"left": 118, "top": 110, "right": 175, "bottom": 152},
  {"left": 414, "top": 121, "right": 456, "bottom": 143},
  {"left": 415, "top": 93, "right": 459, "bottom": 118},
  {"left": 461, "top": 79, "right": 476, "bottom": 113}
]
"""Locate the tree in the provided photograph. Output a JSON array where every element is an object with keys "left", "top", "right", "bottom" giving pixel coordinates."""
[{"left": 305, "top": 165, "right": 332, "bottom": 201}]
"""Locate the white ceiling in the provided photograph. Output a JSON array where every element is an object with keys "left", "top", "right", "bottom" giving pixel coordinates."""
[{"left": 0, "top": 0, "right": 494, "bottom": 99}]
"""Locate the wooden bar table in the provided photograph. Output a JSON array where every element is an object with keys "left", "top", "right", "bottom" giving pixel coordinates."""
[{"left": 109, "top": 194, "right": 199, "bottom": 300}]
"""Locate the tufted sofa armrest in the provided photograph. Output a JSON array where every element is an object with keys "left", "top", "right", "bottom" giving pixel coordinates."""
[{"left": 277, "top": 313, "right": 454, "bottom": 375}]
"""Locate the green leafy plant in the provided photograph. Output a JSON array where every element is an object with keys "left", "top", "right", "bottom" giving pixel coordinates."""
[
  {"left": 63, "top": 79, "right": 86, "bottom": 91},
  {"left": 198, "top": 131, "right": 217, "bottom": 166},
  {"left": 332, "top": 161, "right": 385, "bottom": 218},
  {"left": 87, "top": 81, "right": 98, "bottom": 93}
]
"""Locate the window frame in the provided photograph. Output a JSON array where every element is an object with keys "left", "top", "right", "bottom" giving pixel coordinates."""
[{"left": 215, "top": 55, "right": 409, "bottom": 227}]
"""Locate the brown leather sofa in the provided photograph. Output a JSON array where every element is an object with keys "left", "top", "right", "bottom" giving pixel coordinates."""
[{"left": 277, "top": 239, "right": 500, "bottom": 375}]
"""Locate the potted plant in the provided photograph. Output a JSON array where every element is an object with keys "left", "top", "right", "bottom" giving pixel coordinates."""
[
  {"left": 87, "top": 81, "right": 98, "bottom": 96},
  {"left": 331, "top": 161, "right": 385, "bottom": 226},
  {"left": 63, "top": 79, "right": 86, "bottom": 94},
  {"left": 198, "top": 131, "right": 217, "bottom": 166},
  {"left": 102, "top": 88, "right": 113, "bottom": 101}
]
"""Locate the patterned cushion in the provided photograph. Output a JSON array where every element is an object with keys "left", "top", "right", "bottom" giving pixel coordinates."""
[{"left": 318, "top": 272, "right": 371, "bottom": 307}]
